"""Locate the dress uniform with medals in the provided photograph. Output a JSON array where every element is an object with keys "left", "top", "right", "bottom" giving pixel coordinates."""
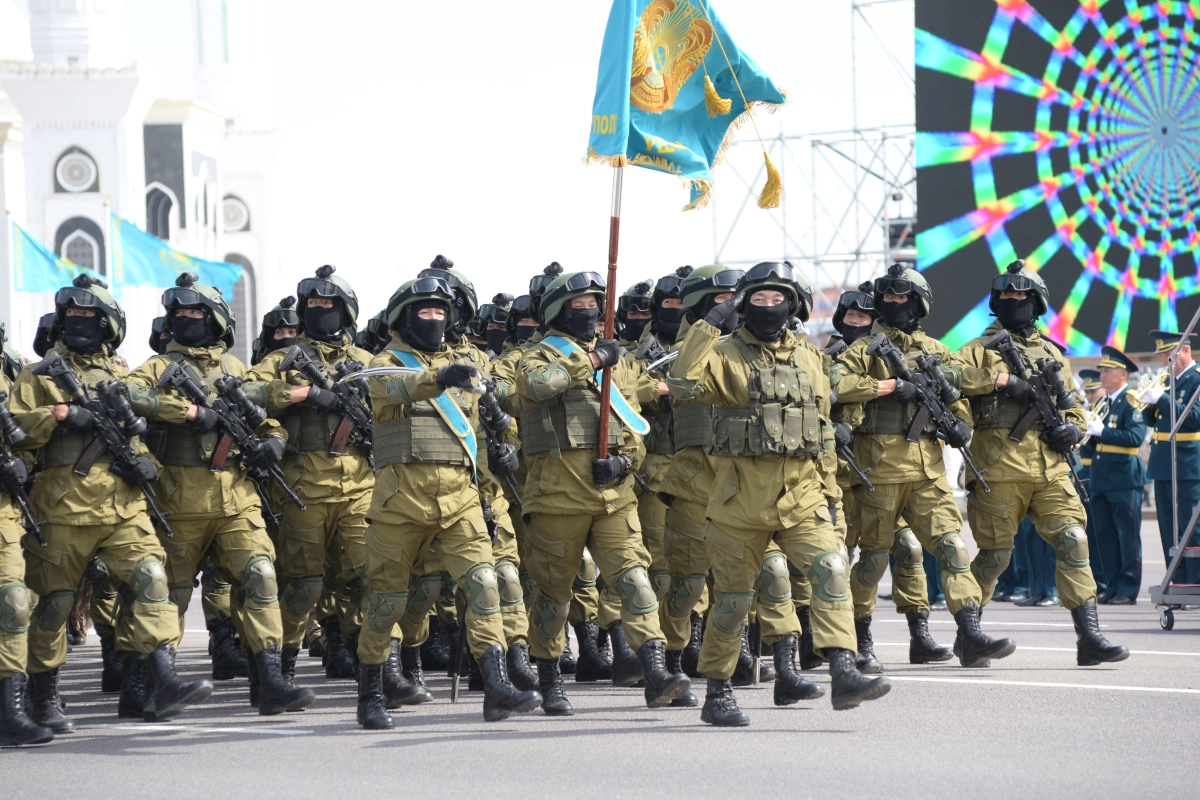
[{"left": 1076, "top": 368, "right": 1106, "bottom": 596}]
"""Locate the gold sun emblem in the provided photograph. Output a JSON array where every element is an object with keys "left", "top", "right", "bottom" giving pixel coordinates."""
[{"left": 630, "top": 0, "right": 715, "bottom": 114}]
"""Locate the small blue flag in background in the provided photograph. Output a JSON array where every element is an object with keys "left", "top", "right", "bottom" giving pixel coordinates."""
[
  {"left": 587, "top": 0, "right": 786, "bottom": 210},
  {"left": 11, "top": 220, "right": 84, "bottom": 291},
  {"left": 109, "top": 213, "right": 243, "bottom": 299}
]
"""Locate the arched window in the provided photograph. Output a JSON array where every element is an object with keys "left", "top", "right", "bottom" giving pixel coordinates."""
[
  {"left": 146, "top": 183, "right": 177, "bottom": 241},
  {"left": 63, "top": 229, "right": 98, "bottom": 270},
  {"left": 224, "top": 253, "right": 256, "bottom": 365},
  {"left": 54, "top": 217, "right": 106, "bottom": 275},
  {"left": 54, "top": 146, "right": 99, "bottom": 193}
]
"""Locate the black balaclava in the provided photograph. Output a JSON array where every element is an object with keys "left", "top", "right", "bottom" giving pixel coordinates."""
[
  {"left": 514, "top": 322, "right": 539, "bottom": 344},
  {"left": 400, "top": 300, "right": 448, "bottom": 352},
  {"left": 743, "top": 297, "right": 790, "bottom": 342},
  {"left": 485, "top": 328, "right": 508, "bottom": 355},
  {"left": 304, "top": 301, "right": 343, "bottom": 341},
  {"left": 622, "top": 316, "right": 650, "bottom": 342},
  {"left": 995, "top": 295, "right": 1039, "bottom": 336},
  {"left": 557, "top": 303, "right": 599, "bottom": 341},
  {"left": 653, "top": 304, "right": 685, "bottom": 344},
  {"left": 63, "top": 314, "right": 104, "bottom": 354},
  {"left": 880, "top": 296, "right": 919, "bottom": 333},
  {"left": 173, "top": 310, "right": 215, "bottom": 347},
  {"left": 840, "top": 321, "right": 874, "bottom": 345},
  {"left": 273, "top": 330, "right": 297, "bottom": 351}
]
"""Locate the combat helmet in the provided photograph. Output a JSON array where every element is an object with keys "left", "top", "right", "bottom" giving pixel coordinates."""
[
  {"left": 833, "top": 281, "right": 877, "bottom": 330},
  {"left": 734, "top": 261, "right": 814, "bottom": 322},
  {"left": 680, "top": 264, "right": 745, "bottom": 319},
  {"left": 148, "top": 316, "right": 170, "bottom": 355},
  {"left": 161, "top": 271, "right": 235, "bottom": 348},
  {"left": 873, "top": 262, "right": 932, "bottom": 318},
  {"left": 538, "top": 270, "right": 606, "bottom": 328},
  {"left": 298, "top": 264, "right": 359, "bottom": 331},
  {"left": 528, "top": 261, "right": 564, "bottom": 322},
  {"left": 419, "top": 255, "right": 477, "bottom": 337},
  {"left": 385, "top": 276, "right": 456, "bottom": 331},
  {"left": 55, "top": 274, "right": 127, "bottom": 349},
  {"left": 617, "top": 279, "right": 654, "bottom": 339},
  {"left": 989, "top": 259, "right": 1049, "bottom": 316}
]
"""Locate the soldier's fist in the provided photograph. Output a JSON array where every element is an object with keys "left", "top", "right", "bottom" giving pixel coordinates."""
[{"left": 437, "top": 364, "right": 481, "bottom": 391}]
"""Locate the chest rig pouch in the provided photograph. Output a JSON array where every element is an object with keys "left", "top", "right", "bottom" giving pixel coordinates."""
[
  {"left": 644, "top": 397, "right": 674, "bottom": 455},
  {"left": 708, "top": 340, "right": 822, "bottom": 459},
  {"left": 521, "top": 385, "right": 623, "bottom": 458},
  {"left": 39, "top": 361, "right": 125, "bottom": 469},
  {"left": 971, "top": 337, "right": 1056, "bottom": 433},
  {"left": 859, "top": 348, "right": 936, "bottom": 437},
  {"left": 373, "top": 393, "right": 474, "bottom": 468},
  {"left": 672, "top": 401, "right": 713, "bottom": 452},
  {"left": 147, "top": 353, "right": 238, "bottom": 467},
  {"left": 281, "top": 343, "right": 369, "bottom": 456}
]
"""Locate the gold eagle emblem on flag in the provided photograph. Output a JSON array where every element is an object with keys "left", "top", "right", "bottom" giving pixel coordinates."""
[{"left": 629, "top": 0, "right": 714, "bottom": 114}]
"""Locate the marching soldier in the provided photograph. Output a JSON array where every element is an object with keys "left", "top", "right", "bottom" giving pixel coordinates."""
[
  {"left": 12, "top": 276, "right": 213, "bottom": 730},
  {"left": 249, "top": 296, "right": 299, "bottom": 366},
  {"left": 126, "top": 273, "right": 315, "bottom": 716},
  {"left": 1085, "top": 347, "right": 1147, "bottom": 605},
  {"left": 953, "top": 261, "right": 1126, "bottom": 665},
  {"left": 670, "top": 261, "right": 889, "bottom": 725}
]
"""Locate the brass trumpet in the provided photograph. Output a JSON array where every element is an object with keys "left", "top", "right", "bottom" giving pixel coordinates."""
[
  {"left": 1080, "top": 396, "right": 1109, "bottom": 445},
  {"left": 1128, "top": 368, "right": 1169, "bottom": 410}
]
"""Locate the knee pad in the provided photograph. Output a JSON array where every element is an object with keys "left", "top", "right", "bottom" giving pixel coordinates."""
[
  {"left": 85, "top": 557, "right": 118, "bottom": 600},
  {"left": 465, "top": 564, "right": 501, "bottom": 616},
  {"left": 494, "top": 561, "right": 524, "bottom": 608},
  {"left": 615, "top": 565, "right": 660, "bottom": 616},
  {"left": 667, "top": 575, "right": 707, "bottom": 616},
  {"left": 366, "top": 590, "right": 408, "bottom": 635},
  {"left": 711, "top": 591, "right": 755, "bottom": 634},
  {"left": 1053, "top": 525, "right": 1090, "bottom": 568},
  {"left": 574, "top": 550, "right": 598, "bottom": 589},
  {"left": 242, "top": 555, "right": 279, "bottom": 604},
  {"left": 758, "top": 552, "right": 793, "bottom": 604},
  {"left": 169, "top": 585, "right": 194, "bottom": 614},
  {"left": 649, "top": 569, "right": 670, "bottom": 602},
  {"left": 34, "top": 589, "right": 75, "bottom": 633},
  {"left": 531, "top": 592, "right": 570, "bottom": 639},
  {"left": 0, "top": 582, "right": 32, "bottom": 634},
  {"left": 853, "top": 548, "right": 889, "bottom": 588},
  {"left": 405, "top": 574, "right": 443, "bottom": 618},
  {"left": 284, "top": 575, "right": 324, "bottom": 618},
  {"left": 973, "top": 549, "right": 1013, "bottom": 583},
  {"left": 130, "top": 558, "right": 170, "bottom": 604},
  {"left": 933, "top": 532, "right": 971, "bottom": 574},
  {"left": 807, "top": 550, "right": 850, "bottom": 603},
  {"left": 892, "top": 527, "right": 923, "bottom": 569}
]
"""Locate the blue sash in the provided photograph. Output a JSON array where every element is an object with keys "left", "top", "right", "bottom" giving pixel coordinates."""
[
  {"left": 389, "top": 349, "right": 478, "bottom": 475},
  {"left": 540, "top": 336, "right": 651, "bottom": 436}
]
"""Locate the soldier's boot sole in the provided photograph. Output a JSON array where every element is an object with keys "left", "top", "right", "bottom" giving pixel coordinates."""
[
  {"left": 644, "top": 673, "right": 691, "bottom": 709},
  {"left": 773, "top": 677, "right": 826, "bottom": 706},
  {"left": 259, "top": 687, "right": 316, "bottom": 716},
  {"left": 148, "top": 680, "right": 214, "bottom": 722},
  {"left": 357, "top": 706, "right": 395, "bottom": 730},
  {"left": 1077, "top": 640, "right": 1130, "bottom": 667},
  {"left": 959, "top": 637, "right": 1016, "bottom": 669},
  {"left": 669, "top": 689, "right": 699, "bottom": 707},
  {"left": 909, "top": 641, "right": 954, "bottom": 664},
  {"left": 700, "top": 702, "right": 750, "bottom": 726},
  {"left": 830, "top": 675, "right": 892, "bottom": 710}
]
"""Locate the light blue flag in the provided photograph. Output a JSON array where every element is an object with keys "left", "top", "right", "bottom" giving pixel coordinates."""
[
  {"left": 10, "top": 220, "right": 84, "bottom": 292},
  {"left": 109, "top": 213, "right": 243, "bottom": 298},
  {"left": 587, "top": 0, "right": 785, "bottom": 210}
]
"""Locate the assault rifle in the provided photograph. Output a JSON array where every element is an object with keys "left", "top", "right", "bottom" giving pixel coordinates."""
[
  {"left": 477, "top": 379, "right": 522, "bottom": 509},
  {"left": 278, "top": 346, "right": 373, "bottom": 454},
  {"left": 33, "top": 352, "right": 174, "bottom": 537},
  {"left": 984, "top": 329, "right": 1090, "bottom": 503},
  {"left": 0, "top": 391, "right": 46, "bottom": 546},
  {"left": 865, "top": 334, "right": 990, "bottom": 492}
]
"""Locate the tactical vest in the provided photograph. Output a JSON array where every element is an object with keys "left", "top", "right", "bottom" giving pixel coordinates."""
[
  {"left": 971, "top": 336, "right": 1056, "bottom": 431},
  {"left": 707, "top": 339, "right": 822, "bottom": 459},
  {"left": 280, "top": 342, "right": 370, "bottom": 456},
  {"left": 373, "top": 395, "right": 474, "bottom": 469},
  {"left": 38, "top": 360, "right": 123, "bottom": 469},
  {"left": 644, "top": 397, "right": 674, "bottom": 455},
  {"left": 672, "top": 401, "right": 713, "bottom": 451},
  {"left": 146, "top": 353, "right": 240, "bottom": 468},
  {"left": 858, "top": 346, "right": 937, "bottom": 437},
  {"left": 521, "top": 385, "right": 623, "bottom": 457}
]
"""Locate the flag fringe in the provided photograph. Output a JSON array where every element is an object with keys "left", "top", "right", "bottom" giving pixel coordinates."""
[
  {"left": 711, "top": 97, "right": 785, "bottom": 170},
  {"left": 585, "top": 148, "right": 628, "bottom": 168}
]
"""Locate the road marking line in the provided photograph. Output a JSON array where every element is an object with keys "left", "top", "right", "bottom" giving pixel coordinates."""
[
  {"left": 885, "top": 675, "right": 1200, "bottom": 695},
  {"left": 876, "top": 620, "right": 1083, "bottom": 628},
  {"left": 77, "top": 723, "right": 313, "bottom": 736},
  {"left": 872, "top": 643, "right": 1200, "bottom": 656}
]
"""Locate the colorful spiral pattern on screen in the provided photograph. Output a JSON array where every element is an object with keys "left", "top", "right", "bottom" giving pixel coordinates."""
[{"left": 916, "top": 0, "right": 1200, "bottom": 354}]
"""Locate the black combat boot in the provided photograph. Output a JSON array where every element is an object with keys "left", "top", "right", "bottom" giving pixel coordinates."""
[
  {"left": 400, "top": 645, "right": 431, "bottom": 697},
  {"left": 26, "top": 668, "right": 74, "bottom": 734},
  {"left": 255, "top": 645, "right": 316, "bottom": 716},
  {"left": 597, "top": 623, "right": 613, "bottom": 662},
  {"left": 281, "top": 646, "right": 299, "bottom": 686},
  {"left": 680, "top": 616, "right": 703, "bottom": 677},
  {"left": 635, "top": 640, "right": 691, "bottom": 708},
  {"left": 1071, "top": 600, "right": 1130, "bottom": 666},
  {"left": 733, "top": 625, "right": 776, "bottom": 686},
  {"left": 478, "top": 645, "right": 542, "bottom": 722},
  {"left": 210, "top": 619, "right": 249, "bottom": 680},
  {"left": 306, "top": 621, "right": 324, "bottom": 659},
  {"left": 607, "top": 623, "right": 644, "bottom": 687},
  {"left": 117, "top": 653, "right": 147, "bottom": 719},
  {"left": 383, "top": 639, "right": 432, "bottom": 708},
  {"left": 906, "top": 610, "right": 953, "bottom": 664},
  {"left": 345, "top": 634, "right": 360, "bottom": 673},
  {"left": 99, "top": 633, "right": 123, "bottom": 693},
  {"left": 536, "top": 657, "right": 574, "bottom": 716},
  {"left": 665, "top": 649, "right": 698, "bottom": 707},
  {"left": 700, "top": 677, "right": 749, "bottom": 727},
  {"left": 467, "top": 651, "right": 484, "bottom": 691},
  {"left": 772, "top": 636, "right": 826, "bottom": 706},
  {"left": 246, "top": 648, "right": 260, "bottom": 707},
  {"left": 827, "top": 648, "right": 891, "bottom": 710},
  {"left": 143, "top": 644, "right": 214, "bottom": 722},
  {"left": 559, "top": 631, "right": 577, "bottom": 675},
  {"left": 854, "top": 616, "right": 883, "bottom": 674},
  {"left": 356, "top": 662, "right": 394, "bottom": 730},
  {"left": 0, "top": 674, "right": 54, "bottom": 746},
  {"left": 572, "top": 620, "right": 613, "bottom": 682},
  {"left": 506, "top": 643, "right": 539, "bottom": 692},
  {"left": 420, "top": 617, "right": 450, "bottom": 671},
  {"left": 953, "top": 604, "right": 1016, "bottom": 668},
  {"left": 797, "top": 606, "right": 825, "bottom": 670},
  {"left": 322, "top": 619, "right": 355, "bottom": 679}
]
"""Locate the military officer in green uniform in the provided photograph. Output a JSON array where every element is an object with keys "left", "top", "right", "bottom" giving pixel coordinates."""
[{"left": 13, "top": 276, "right": 213, "bottom": 730}]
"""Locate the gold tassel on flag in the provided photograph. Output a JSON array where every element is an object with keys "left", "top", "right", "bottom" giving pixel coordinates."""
[
  {"left": 704, "top": 74, "right": 731, "bottom": 117},
  {"left": 757, "top": 151, "right": 782, "bottom": 209}
]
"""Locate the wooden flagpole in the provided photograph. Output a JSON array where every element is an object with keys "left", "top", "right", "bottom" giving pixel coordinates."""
[{"left": 597, "top": 166, "right": 623, "bottom": 459}]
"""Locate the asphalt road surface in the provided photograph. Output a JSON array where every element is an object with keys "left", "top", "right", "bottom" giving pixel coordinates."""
[{"left": 6, "top": 520, "right": 1198, "bottom": 799}]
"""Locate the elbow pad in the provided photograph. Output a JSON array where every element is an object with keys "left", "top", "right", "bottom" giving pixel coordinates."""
[{"left": 527, "top": 364, "right": 571, "bottom": 402}]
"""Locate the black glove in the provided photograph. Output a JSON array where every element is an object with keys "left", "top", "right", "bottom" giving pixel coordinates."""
[
  {"left": 1044, "top": 423, "right": 1081, "bottom": 453},
  {"left": 943, "top": 420, "right": 972, "bottom": 449},
  {"left": 244, "top": 436, "right": 286, "bottom": 471},
  {"left": 0, "top": 457, "right": 28, "bottom": 496},
  {"left": 111, "top": 456, "right": 158, "bottom": 485},
  {"left": 833, "top": 421, "right": 853, "bottom": 450},
  {"left": 61, "top": 405, "right": 94, "bottom": 432},
  {"left": 891, "top": 379, "right": 918, "bottom": 404},
  {"left": 306, "top": 385, "right": 341, "bottom": 413},
  {"left": 591, "top": 453, "right": 632, "bottom": 485},
  {"left": 191, "top": 405, "right": 221, "bottom": 433},
  {"left": 1000, "top": 375, "right": 1032, "bottom": 403},
  {"left": 436, "top": 363, "right": 481, "bottom": 391},
  {"left": 704, "top": 300, "right": 739, "bottom": 335},
  {"left": 590, "top": 339, "right": 622, "bottom": 371},
  {"left": 487, "top": 443, "right": 519, "bottom": 476}
]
